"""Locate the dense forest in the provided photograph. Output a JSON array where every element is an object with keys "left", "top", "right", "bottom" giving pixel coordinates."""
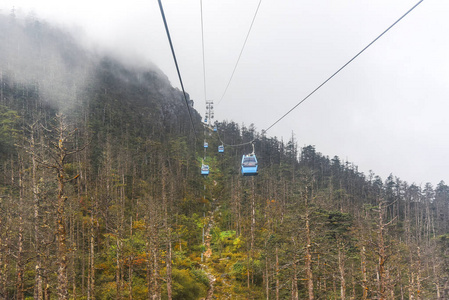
[{"left": 1, "top": 12, "right": 449, "bottom": 300}]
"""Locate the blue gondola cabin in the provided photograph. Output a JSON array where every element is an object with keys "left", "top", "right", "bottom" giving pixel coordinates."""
[
  {"left": 218, "top": 145, "right": 224, "bottom": 153},
  {"left": 241, "top": 154, "right": 258, "bottom": 176},
  {"left": 201, "top": 164, "right": 210, "bottom": 176},
  {"left": 204, "top": 142, "right": 208, "bottom": 148}
]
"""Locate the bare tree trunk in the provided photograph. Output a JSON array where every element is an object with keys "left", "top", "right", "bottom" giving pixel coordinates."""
[
  {"left": 338, "top": 246, "right": 346, "bottom": 300},
  {"left": 70, "top": 205, "right": 77, "bottom": 299},
  {"left": 388, "top": 269, "right": 394, "bottom": 299},
  {"left": 265, "top": 254, "right": 269, "bottom": 300},
  {"left": 149, "top": 194, "right": 160, "bottom": 300},
  {"left": 378, "top": 227, "right": 386, "bottom": 299},
  {"left": 361, "top": 246, "right": 368, "bottom": 300},
  {"left": 333, "top": 274, "right": 337, "bottom": 296},
  {"left": 417, "top": 247, "right": 422, "bottom": 300},
  {"left": 30, "top": 122, "right": 44, "bottom": 300},
  {"left": 146, "top": 240, "right": 151, "bottom": 300},
  {"left": 291, "top": 258, "right": 298, "bottom": 300},
  {"left": 128, "top": 257, "right": 133, "bottom": 300},
  {"left": 276, "top": 247, "right": 279, "bottom": 300},
  {"left": 247, "top": 253, "right": 251, "bottom": 290},
  {"left": 152, "top": 239, "right": 159, "bottom": 300},
  {"left": 409, "top": 271, "right": 415, "bottom": 300},
  {"left": 145, "top": 205, "right": 155, "bottom": 300},
  {"left": 51, "top": 113, "right": 86, "bottom": 299},
  {"left": 88, "top": 193, "right": 96, "bottom": 300},
  {"left": 16, "top": 158, "right": 24, "bottom": 300},
  {"left": 116, "top": 236, "right": 122, "bottom": 300},
  {"left": 376, "top": 199, "right": 395, "bottom": 300},
  {"left": 305, "top": 201, "right": 314, "bottom": 300},
  {"left": 162, "top": 165, "right": 172, "bottom": 300},
  {"left": 56, "top": 116, "right": 69, "bottom": 300},
  {"left": 129, "top": 217, "right": 133, "bottom": 300},
  {"left": 81, "top": 219, "right": 85, "bottom": 297},
  {"left": 43, "top": 249, "right": 50, "bottom": 300},
  {"left": 57, "top": 174, "right": 68, "bottom": 299},
  {"left": 115, "top": 173, "right": 127, "bottom": 300},
  {"left": 166, "top": 240, "right": 172, "bottom": 300},
  {"left": 433, "top": 254, "right": 441, "bottom": 299},
  {"left": 352, "top": 263, "right": 356, "bottom": 300}
]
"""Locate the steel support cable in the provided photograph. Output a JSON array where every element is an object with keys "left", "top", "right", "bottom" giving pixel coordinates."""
[
  {"left": 203, "top": 1, "right": 262, "bottom": 147},
  {"left": 158, "top": 0, "right": 198, "bottom": 140},
  {"left": 216, "top": 128, "right": 255, "bottom": 147},
  {"left": 215, "top": 0, "right": 424, "bottom": 146},
  {"left": 263, "top": 0, "right": 424, "bottom": 134},
  {"left": 217, "top": 0, "right": 263, "bottom": 105},
  {"left": 201, "top": 0, "right": 209, "bottom": 159},
  {"left": 200, "top": 0, "right": 207, "bottom": 105}
]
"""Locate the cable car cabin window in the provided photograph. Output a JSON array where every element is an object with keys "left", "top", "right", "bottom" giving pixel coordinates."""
[{"left": 242, "top": 156, "right": 257, "bottom": 167}]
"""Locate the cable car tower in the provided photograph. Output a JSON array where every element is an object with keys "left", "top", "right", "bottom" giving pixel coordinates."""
[
  {"left": 201, "top": 101, "right": 214, "bottom": 176},
  {"left": 204, "top": 101, "right": 214, "bottom": 128}
]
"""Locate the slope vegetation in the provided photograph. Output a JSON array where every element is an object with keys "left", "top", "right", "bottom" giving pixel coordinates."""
[{"left": 0, "top": 13, "right": 448, "bottom": 299}]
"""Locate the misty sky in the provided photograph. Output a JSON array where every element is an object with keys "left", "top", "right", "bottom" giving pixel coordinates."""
[{"left": 1, "top": 0, "right": 448, "bottom": 186}]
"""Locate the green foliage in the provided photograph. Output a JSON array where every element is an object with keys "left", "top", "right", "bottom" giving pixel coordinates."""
[
  {"left": 324, "top": 210, "right": 353, "bottom": 239},
  {"left": 164, "top": 269, "right": 208, "bottom": 300},
  {"left": 190, "top": 268, "right": 210, "bottom": 288},
  {"left": 220, "top": 230, "right": 236, "bottom": 240},
  {"left": 231, "top": 261, "right": 247, "bottom": 281}
]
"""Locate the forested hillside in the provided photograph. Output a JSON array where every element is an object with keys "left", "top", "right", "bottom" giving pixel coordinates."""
[{"left": 1, "top": 13, "right": 448, "bottom": 300}]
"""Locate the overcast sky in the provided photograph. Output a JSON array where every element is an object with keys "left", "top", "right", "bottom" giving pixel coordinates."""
[{"left": 1, "top": 0, "right": 448, "bottom": 186}]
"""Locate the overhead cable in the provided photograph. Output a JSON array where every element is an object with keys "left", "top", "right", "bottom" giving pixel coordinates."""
[
  {"left": 158, "top": 0, "right": 198, "bottom": 140},
  {"left": 263, "top": 0, "right": 424, "bottom": 133},
  {"left": 200, "top": 0, "right": 207, "bottom": 105},
  {"left": 216, "top": 126, "right": 255, "bottom": 147},
  {"left": 220, "top": 137, "right": 256, "bottom": 148},
  {"left": 217, "top": 0, "right": 263, "bottom": 105}
]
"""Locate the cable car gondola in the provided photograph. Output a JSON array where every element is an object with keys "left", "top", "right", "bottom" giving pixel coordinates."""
[
  {"left": 241, "top": 154, "right": 258, "bottom": 176},
  {"left": 204, "top": 142, "right": 208, "bottom": 148},
  {"left": 201, "top": 164, "right": 210, "bottom": 176},
  {"left": 213, "top": 125, "right": 217, "bottom": 132},
  {"left": 218, "top": 145, "right": 224, "bottom": 153}
]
